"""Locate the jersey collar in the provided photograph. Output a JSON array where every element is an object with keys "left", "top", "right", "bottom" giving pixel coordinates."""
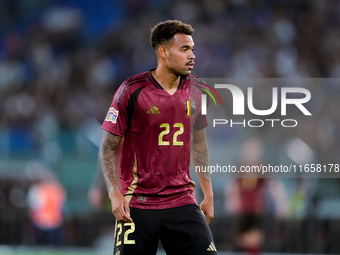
[{"left": 147, "top": 68, "right": 186, "bottom": 90}]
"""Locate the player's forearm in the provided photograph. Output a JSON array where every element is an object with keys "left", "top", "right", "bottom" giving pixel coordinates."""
[
  {"left": 98, "top": 130, "right": 122, "bottom": 194},
  {"left": 199, "top": 176, "right": 214, "bottom": 200},
  {"left": 193, "top": 148, "right": 213, "bottom": 197},
  {"left": 192, "top": 130, "right": 214, "bottom": 223},
  {"left": 192, "top": 130, "right": 213, "bottom": 198}
]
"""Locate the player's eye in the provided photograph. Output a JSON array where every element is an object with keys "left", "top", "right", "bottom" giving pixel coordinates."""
[{"left": 182, "top": 48, "right": 187, "bottom": 52}]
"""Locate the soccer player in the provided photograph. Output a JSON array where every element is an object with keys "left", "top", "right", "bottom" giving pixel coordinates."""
[{"left": 99, "top": 20, "right": 217, "bottom": 255}]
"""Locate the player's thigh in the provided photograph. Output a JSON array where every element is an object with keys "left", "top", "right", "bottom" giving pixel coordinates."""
[
  {"left": 114, "top": 207, "right": 160, "bottom": 255},
  {"left": 159, "top": 204, "right": 217, "bottom": 255}
]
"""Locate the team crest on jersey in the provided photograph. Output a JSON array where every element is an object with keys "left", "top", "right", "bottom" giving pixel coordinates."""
[
  {"left": 186, "top": 100, "right": 196, "bottom": 117},
  {"left": 105, "top": 107, "right": 119, "bottom": 124}
]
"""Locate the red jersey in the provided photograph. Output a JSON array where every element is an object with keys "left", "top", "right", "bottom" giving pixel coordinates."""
[{"left": 102, "top": 69, "right": 208, "bottom": 209}]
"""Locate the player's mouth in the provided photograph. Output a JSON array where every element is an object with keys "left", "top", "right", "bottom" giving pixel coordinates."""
[{"left": 186, "top": 61, "right": 195, "bottom": 69}]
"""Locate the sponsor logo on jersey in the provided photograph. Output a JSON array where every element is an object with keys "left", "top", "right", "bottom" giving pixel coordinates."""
[
  {"left": 105, "top": 107, "right": 119, "bottom": 124},
  {"left": 147, "top": 104, "right": 160, "bottom": 114}
]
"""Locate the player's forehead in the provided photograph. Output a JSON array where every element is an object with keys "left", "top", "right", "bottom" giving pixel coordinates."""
[{"left": 172, "top": 33, "right": 194, "bottom": 48}]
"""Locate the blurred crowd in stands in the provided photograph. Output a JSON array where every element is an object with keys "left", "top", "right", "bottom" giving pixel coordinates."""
[
  {"left": 0, "top": 0, "right": 339, "bottom": 145},
  {"left": 1, "top": 0, "right": 340, "bottom": 253},
  {"left": 1, "top": 0, "right": 340, "bottom": 132},
  {"left": 1, "top": 0, "right": 340, "bottom": 163}
]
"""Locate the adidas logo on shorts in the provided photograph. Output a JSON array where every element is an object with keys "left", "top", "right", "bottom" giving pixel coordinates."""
[{"left": 207, "top": 242, "right": 217, "bottom": 251}]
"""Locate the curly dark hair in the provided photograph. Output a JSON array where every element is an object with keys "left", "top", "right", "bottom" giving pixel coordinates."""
[{"left": 150, "top": 20, "right": 195, "bottom": 49}]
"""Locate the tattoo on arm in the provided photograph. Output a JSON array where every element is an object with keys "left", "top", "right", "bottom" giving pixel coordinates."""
[
  {"left": 193, "top": 148, "right": 211, "bottom": 183},
  {"left": 98, "top": 130, "right": 122, "bottom": 194},
  {"left": 193, "top": 149, "right": 208, "bottom": 165}
]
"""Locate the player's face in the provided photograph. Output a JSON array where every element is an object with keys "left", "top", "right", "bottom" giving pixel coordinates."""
[{"left": 166, "top": 33, "right": 195, "bottom": 76}]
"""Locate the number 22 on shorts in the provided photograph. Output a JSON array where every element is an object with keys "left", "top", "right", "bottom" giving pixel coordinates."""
[{"left": 116, "top": 222, "right": 136, "bottom": 246}]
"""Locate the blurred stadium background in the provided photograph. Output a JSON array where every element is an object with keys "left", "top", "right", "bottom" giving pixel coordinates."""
[{"left": 1, "top": 0, "right": 340, "bottom": 254}]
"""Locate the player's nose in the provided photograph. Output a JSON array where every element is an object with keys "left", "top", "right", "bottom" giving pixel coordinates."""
[{"left": 189, "top": 50, "right": 195, "bottom": 60}]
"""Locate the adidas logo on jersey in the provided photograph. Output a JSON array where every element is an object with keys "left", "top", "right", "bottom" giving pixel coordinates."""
[
  {"left": 147, "top": 105, "right": 160, "bottom": 114},
  {"left": 207, "top": 242, "right": 217, "bottom": 252}
]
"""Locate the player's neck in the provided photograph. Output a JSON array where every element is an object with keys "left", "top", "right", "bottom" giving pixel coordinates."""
[{"left": 151, "top": 67, "right": 180, "bottom": 95}]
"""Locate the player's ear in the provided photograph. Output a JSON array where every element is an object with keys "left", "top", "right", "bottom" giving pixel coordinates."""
[{"left": 158, "top": 45, "right": 169, "bottom": 59}]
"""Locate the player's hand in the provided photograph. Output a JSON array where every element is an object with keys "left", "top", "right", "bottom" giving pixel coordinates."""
[
  {"left": 109, "top": 189, "right": 133, "bottom": 223},
  {"left": 200, "top": 196, "right": 214, "bottom": 224}
]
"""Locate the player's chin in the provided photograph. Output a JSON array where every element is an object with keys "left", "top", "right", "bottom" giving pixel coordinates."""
[
  {"left": 182, "top": 68, "right": 193, "bottom": 76},
  {"left": 173, "top": 68, "right": 192, "bottom": 76}
]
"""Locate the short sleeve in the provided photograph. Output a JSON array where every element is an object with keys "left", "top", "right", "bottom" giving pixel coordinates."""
[
  {"left": 193, "top": 83, "right": 209, "bottom": 130},
  {"left": 101, "top": 85, "right": 129, "bottom": 137},
  {"left": 193, "top": 112, "right": 208, "bottom": 130}
]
